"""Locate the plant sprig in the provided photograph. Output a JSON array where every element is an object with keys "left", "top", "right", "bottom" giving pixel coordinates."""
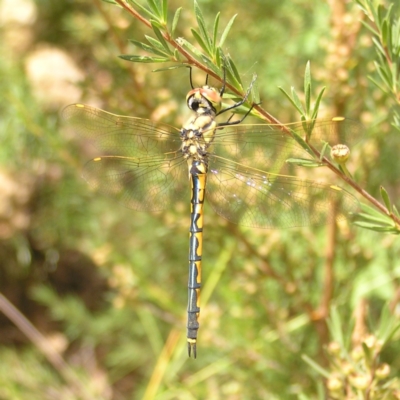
[
  {"left": 108, "top": 0, "right": 400, "bottom": 233},
  {"left": 114, "top": 0, "right": 247, "bottom": 95},
  {"left": 356, "top": 0, "right": 400, "bottom": 131},
  {"left": 303, "top": 305, "right": 400, "bottom": 399}
]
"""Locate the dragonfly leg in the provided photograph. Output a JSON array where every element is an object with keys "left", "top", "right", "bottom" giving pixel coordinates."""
[{"left": 216, "top": 74, "right": 257, "bottom": 118}]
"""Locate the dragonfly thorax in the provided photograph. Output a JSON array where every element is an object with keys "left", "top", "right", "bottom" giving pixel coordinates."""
[{"left": 181, "top": 112, "right": 217, "bottom": 162}]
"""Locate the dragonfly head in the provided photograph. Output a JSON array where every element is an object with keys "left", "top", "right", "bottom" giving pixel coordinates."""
[{"left": 186, "top": 86, "right": 222, "bottom": 115}]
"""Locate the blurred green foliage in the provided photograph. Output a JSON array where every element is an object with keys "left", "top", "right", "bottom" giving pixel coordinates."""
[{"left": 0, "top": 0, "right": 400, "bottom": 399}]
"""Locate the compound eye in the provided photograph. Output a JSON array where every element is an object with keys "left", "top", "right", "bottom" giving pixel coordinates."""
[{"left": 187, "top": 96, "right": 200, "bottom": 111}]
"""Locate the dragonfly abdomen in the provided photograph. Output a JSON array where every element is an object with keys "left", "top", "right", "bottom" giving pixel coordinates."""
[{"left": 187, "top": 160, "right": 207, "bottom": 358}]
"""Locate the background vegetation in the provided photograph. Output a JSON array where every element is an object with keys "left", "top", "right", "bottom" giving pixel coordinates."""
[{"left": 0, "top": 0, "right": 400, "bottom": 399}]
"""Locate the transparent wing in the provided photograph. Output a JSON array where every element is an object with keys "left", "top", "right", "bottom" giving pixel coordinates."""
[
  {"left": 83, "top": 153, "right": 187, "bottom": 212},
  {"left": 64, "top": 105, "right": 361, "bottom": 224},
  {"left": 63, "top": 104, "right": 187, "bottom": 211},
  {"left": 211, "top": 117, "right": 364, "bottom": 174},
  {"left": 206, "top": 155, "right": 359, "bottom": 228},
  {"left": 62, "top": 104, "right": 181, "bottom": 156}
]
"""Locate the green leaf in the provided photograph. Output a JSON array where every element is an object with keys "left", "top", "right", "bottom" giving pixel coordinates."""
[
  {"left": 376, "top": 304, "right": 400, "bottom": 344},
  {"left": 191, "top": 28, "right": 212, "bottom": 56},
  {"left": 368, "top": 1, "right": 380, "bottom": 25},
  {"left": 361, "top": 341, "right": 373, "bottom": 365},
  {"left": 360, "top": 19, "right": 380, "bottom": 36},
  {"left": 319, "top": 141, "right": 329, "bottom": 162},
  {"left": 147, "top": 0, "right": 162, "bottom": 19},
  {"left": 119, "top": 55, "right": 169, "bottom": 63},
  {"left": 194, "top": 0, "right": 211, "bottom": 53},
  {"left": 291, "top": 88, "right": 305, "bottom": 116},
  {"left": 225, "top": 55, "right": 243, "bottom": 89},
  {"left": 327, "top": 307, "right": 345, "bottom": 348},
  {"left": 352, "top": 203, "right": 399, "bottom": 233},
  {"left": 212, "top": 12, "right": 220, "bottom": 50},
  {"left": 304, "top": 61, "right": 311, "bottom": 116},
  {"left": 201, "top": 55, "right": 220, "bottom": 75},
  {"left": 382, "top": 19, "right": 388, "bottom": 46},
  {"left": 361, "top": 202, "right": 391, "bottom": 218},
  {"left": 285, "top": 158, "right": 322, "bottom": 167},
  {"left": 128, "top": 39, "right": 170, "bottom": 57},
  {"left": 176, "top": 37, "right": 204, "bottom": 59},
  {"left": 150, "top": 18, "right": 165, "bottom": 31},
  {"left": 392, "top": 20, "right": 400, "bottom": 57},
  {"left": 171, "top": 7, "right": 182, "bottom": 37},
  {"left": 368, "top": 75, "right": 389, "bottom": 93},
  {"left": 145, "top": 35, "right": 170, "bottom": 54},
  {"left": 215, "top": 46, "right": 222, "bottom": 68},
  {"left": 372, "top": 37, "right": 387, "bottom": 57},
  {"left": 162, "top": 0, "right": 168, "bottom": 23},
  {"left": 376, "top": 3, "right": 385, "bottom": 26},
  {"left": 128, "top": 0, "right": 158, "bottom": 19},
  {"left": 354, "top": 0, "right": 367, "bottom": 14},
  {"left": 278, "top": 87, "right": 305, "bottom": 116},
  {"left": 352, "top": 220, "right": 399, "bottom": 233},
  {"left": 356, "top": 212, "right": 387, "bottom": 226},
  {"left": 380, "top": 186, "right": 392, "bottom": 213},
  {"left": 355, "top": 211, "right": 390, "bottom": 224},
  {"left": 152, "top": 64, "right": 188, "bottom": 73},
  {"left": 304, "top": 84, "right": 311, "bottom": 118},
  {"left": 150, "top": 21, "right": 171, "bottom": 54},
  {"left": 311, "top": 87, "right": 326, "bottom": 120},
  {"left": 374, "top": 61, "right": 392, "bottom": 88},
  {"left": 301, "top": 118, "right": 317, "bottom": 141},
  {"left": 301, "top": 355, "right": 331, "bottom": 379},
  {"left": 219, "top": 14, "right": 237, "bottom": 48},
  {"left": 287, "top": 126, "right": 314, "bottom": 155}
]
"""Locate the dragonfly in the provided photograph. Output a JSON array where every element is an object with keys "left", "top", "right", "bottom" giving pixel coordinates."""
[{"left": 63, "top": 72, "right": 361, "bottom": 358}]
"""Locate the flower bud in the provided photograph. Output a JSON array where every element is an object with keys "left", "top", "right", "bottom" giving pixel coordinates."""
[
  {"left": 375, "top": 363, "right": 390, "bottom": 380},
  {"left": 351, "top": 345, "right": 364, "bottom": 361},
  {"left": 327, "top": 376, "right": 343, "bottom": 391},
  {"left": 340, "top": 360, "right": 354, "bottom": 375},
  {"left": 349, "top": 374, "right": 370, "bottom": 390},
  {"left": 331, "top": 144, "right": 350, "bottom": 164},
  {"left": 363, "top": 334, "right": 377, "bottom": 349},
  {"left": 327, "top": 341, "right": 341, "bottom": 355}
]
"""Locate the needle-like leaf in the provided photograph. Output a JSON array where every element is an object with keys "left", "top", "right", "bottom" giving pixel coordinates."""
[
  {"left": 212, "top": 12, "right": 220, "bottom": 50},
  {"left": 304, "top": 61, "right": 311, "bottom": 117},
  {"left": 119, "top": 55, "right": 169, "bottom": 63},
  {"left": 219, "top": 14, "right": 237, "bottom": 48},
  {"left": 171, "top": 7, "right": 182, "bottom": 37},
  {"left": 194, "top": 0, "right": 212, "bottom": 53},
  {"left": 129, "top": 39, "right": 170, "bottom": 57}
]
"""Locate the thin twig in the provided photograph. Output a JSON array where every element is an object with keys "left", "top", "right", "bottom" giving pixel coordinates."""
[{"left": 0, "top": 292, "right": 95, "bottom": 400}]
